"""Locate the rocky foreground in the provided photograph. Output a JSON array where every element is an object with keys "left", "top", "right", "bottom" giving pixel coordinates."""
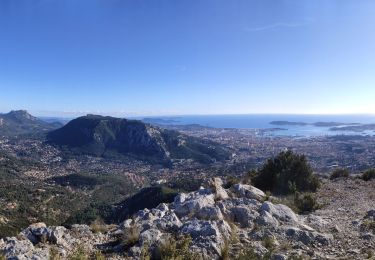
[{"left": 0, "top": 178, "right": 374, "bottom": 259}]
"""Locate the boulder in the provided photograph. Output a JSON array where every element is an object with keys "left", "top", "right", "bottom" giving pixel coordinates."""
[
  {"left": 49, "top": 226, "right": 72, "bottom": 247},
  {"left": 196, "top": 206, "right": 224, "bottom": 221},
  {"left": 256, "top": 211, "right": 279, "bottom": 228},
  {"left": 217, "top": 198, "right": 261, "bottom": 219},
  {"left": 139, "top": 228, "right": 163, "bottom": 245},
  {"left": 259, "top": 202, "right": 299, "bottom": 223},
  {"left": 3, "top": 237, "right": 34, "bottom": 258},
  {"left": 180, "top": 219, "right": 232, "bottom": 257},
  {"left": 230, "top": 206, "right": 259, "bottom": 228},
  {"left": 173, "top": 192, "right": 215, "bottom": 218},
  {"left": 285, "top": 227, "right": 332, "bottom": 246},
  {"left": 232, "top": 184, "right": 266, "bottom": 201},
  {"left": 121, "top": 219, "right": 134, "bottom": 229},
  {"left": 70, "top": 224, "right": 92, "bottom": 236},
  {"left": 20, "top": 222, "right": 49, "bottom": 244},
  {"left": 305, "top": 215, "right": 329, "bottom": 230},
  {"left": 153, "top": 211, "right": 183, "bottom": 231}
]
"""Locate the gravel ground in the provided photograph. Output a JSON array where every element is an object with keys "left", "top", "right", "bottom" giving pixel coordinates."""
[{"left": 314, "top": 178, "right": 375, "bottom": 259}]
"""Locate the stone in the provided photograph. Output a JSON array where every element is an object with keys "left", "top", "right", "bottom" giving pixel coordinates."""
[
  {"left": 256, "top": 211, "right": 279, "bottom": 228},
  {"left": 260, "top": 201, "right": 299, "bottom": 223},
  {"left": 306, "top": 215, "right": 329, "bottom": 229},
  {"left": 196, "top": 206, "right": 224, "bottom": 221},
  {"left": 3, "top": 237, "right": 34, "bottom": 258},
  {"left": 139, "top": 228, "right": 163, "bottom": 245},
  {"left": 361, "top": 232, "right": 374, "bottom": 240},
  {"left": 230, "top": 206, "right": 259, "bottom": 228},
  {"left": 232, "top": 184, "right": 266, "bottom": 201},
  {"left": 285, "top": 227, "right": 332, "bottom": 246},
  {"left": 365, "top": 209, "right": 375, "bottom": 220},
  {"left": 173, "top": 192, "right": 215, "bottom": 218},
  {"left": 181, "top": 219, "right": 232, "bottom": 257},
  {"left": 49, "top": 226, "right": 72, "bottom": 247},
  {"left": 71, "top": 224, "right": 92, "bottom": 235},
  {"left": 153, "top": 211, "right": 183, "bottom": 231},
  {"left": 331, "top": 225, "right": 341, "bottom": 233},
  {"left": 272, "top": 253, "right": 287, "bottom": 260},
  {"left": 21, "top": 222, "right": 49, "bottom": 244},
  {"left": 121, "top": 219, "right": 134, "bottom": 229}
]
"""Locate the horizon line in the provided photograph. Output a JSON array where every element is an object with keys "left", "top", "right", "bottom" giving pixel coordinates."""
[{"left": 1, "top": 109, "right": 375, "bottom": 118}]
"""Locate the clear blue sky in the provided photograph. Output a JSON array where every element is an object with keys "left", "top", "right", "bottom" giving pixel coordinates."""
[{"left": 1, "top": 0, "right": 375, "bottom": 117}]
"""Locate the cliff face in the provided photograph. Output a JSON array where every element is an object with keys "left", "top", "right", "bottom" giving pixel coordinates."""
[
  {"left": 47, "top": 115, "right": 230, "bottom": 164},
  {"left": 2, "top": 178, "right": 363, "bottom": 260}
]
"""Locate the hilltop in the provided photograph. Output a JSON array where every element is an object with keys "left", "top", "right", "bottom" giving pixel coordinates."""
[
  {"left": 47, "top": 114, "right": 230, "bottom": 164},
  {"left": 0, "top": 177, "right": 373, "bottom": 259},
  {"left": 0, "top": 110, "right": 62, "bottom": 137}
]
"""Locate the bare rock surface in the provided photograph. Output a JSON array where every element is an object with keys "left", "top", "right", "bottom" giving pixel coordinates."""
[{"left": 0, "top": 178, "right": 373, "bottom": 259}]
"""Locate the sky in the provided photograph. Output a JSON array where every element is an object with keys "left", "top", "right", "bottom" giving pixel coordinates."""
[{"left": 0, "top": 0, "right": 375, "bottom": 117}]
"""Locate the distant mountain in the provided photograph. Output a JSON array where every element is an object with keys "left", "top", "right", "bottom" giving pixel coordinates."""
[
  {"left": 0, "top": 110, "right": 62, "bottom": 137},
  {"left": 47, "top": 114, "right": 230, "bottom": 164},
  {"left": 270, "top": 121, "right": 308, "bottom": 126},
  {"left": 141, "top": 117, "right": 180, "bottom": 125}
]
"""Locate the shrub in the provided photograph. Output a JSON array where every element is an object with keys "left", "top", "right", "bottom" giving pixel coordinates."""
[
  {"left": 90, "top": 219, "right": 108, "bottom": 234},
  {"left": 361, "top": 220, "right": 375, "bottom": 233},
  {"left": 294, "top": 192, "right": 321, "bottom": 214},
  {"left": 140, "top": 243, "right": 151, "bottom": 260},
  {"left": 94, "top": 251, "right": 105, "bottom": 260},
  {"left": 252, "top": 151, "right": 320, "bottom": 195},
  {"left": 155, "top": 235, "right": 200, "bottom": 260},
  {"left": 330, "top": 168, "right": 349, "bottom": 180},
  {"left": 122, "top": 224, "right": 140, "bottom": 250},
  {"left": 49, "top": 246, "right": 61, "bottom": 260},
  {"left": 223, "top": 176, "right": 241, "bottom": 189},
  {"left": 219, "top": 241, "right": 230, "bottom": 260},
  {"left": 69, "top": 246, "right": 88, "bottom": 260},
  {"left": 235, "top": 249, "right": 258, "bottom": 260},
  {"left": 262, "top": 236, "right": 276, "bottom": 251},
  {"left": 362, "top": 169, "right": 375, "bottom": 181}
]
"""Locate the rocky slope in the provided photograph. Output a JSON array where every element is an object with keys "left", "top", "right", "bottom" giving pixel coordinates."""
[
  {"left": 2, "top": 178, "right": 373, "bottom": 259},
  {"left": 47, "top": 115, "right": 230, "bottom": 164}
]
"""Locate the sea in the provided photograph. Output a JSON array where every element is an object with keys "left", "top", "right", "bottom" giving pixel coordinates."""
[{"left": 139, "top": 114, "right": 375, "bottom": 138}]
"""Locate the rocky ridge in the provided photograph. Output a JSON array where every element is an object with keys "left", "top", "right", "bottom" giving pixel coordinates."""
[{"left": 0, "top": 178, "right": 374, "bottom": 259}]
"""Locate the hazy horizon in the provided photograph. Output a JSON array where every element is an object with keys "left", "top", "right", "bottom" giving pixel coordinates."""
[{"left": 2, "top": 109, "right": 375, "bottom": 119}]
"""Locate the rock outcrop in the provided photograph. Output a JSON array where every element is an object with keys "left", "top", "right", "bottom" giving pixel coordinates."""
[{"left": 0, "top": 179, "right": 341, "bottom": 259}]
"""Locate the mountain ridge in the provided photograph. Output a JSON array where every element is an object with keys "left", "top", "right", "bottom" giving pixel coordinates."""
[
  {"left": 47, "top": 114, "right": 230, "bottom": 164},
  {"left": 0, "top": 110, "right": 62, "bottom": 137}
]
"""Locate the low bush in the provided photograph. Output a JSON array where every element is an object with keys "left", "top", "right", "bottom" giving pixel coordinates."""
[
  {"left": 294, "top": 192, "right": 321, "bottom": 214},
  {"left": 362, "top": 169, "right": 375, "bottom": 181},
  {"left": 223, "top": 176, "right": 241, "bottom": 189},
  {"left": 94, "top": 251, "right": 105, "bottom": 260},
  {"left": 262, "top": 236, "right": 276, "bottom": 251},
  {"left": 330, "top": 168, "right": 349, "bottom": 180},
  {"left": 155, "top": 235, "right": 200, "bottom": 260},
  {"left": 122, "top": 224, "right": 140, "bottom": 250},
  {"left": 69, "top": 246, "right": 88, "bottom": 260},
  {"left": 361, "top": 220, "right": 375, "bottom": 233},
  {"left": 235, "top": 248, "right": 258, "bottom": 260},
  {"left": 90, "top": 219, "right": 108, "bottom": 234},
  {"left": 252, "top": 151, "right": 320, "bottom": 195}
]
